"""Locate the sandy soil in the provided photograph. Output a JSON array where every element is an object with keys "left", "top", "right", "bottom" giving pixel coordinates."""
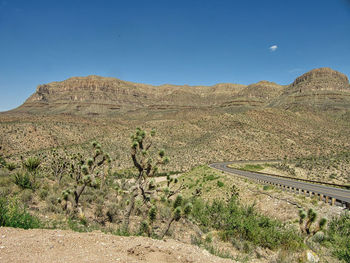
[{"left": 0, "top": 227, "right": 235, "bottom": 263}]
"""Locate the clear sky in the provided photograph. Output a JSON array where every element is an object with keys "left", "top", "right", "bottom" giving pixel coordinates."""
[{"left": 1, "top": 0, "right": 350, "bottom": 111}]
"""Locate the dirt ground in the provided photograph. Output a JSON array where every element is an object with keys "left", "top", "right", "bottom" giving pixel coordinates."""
[{"left": 0, "top": 227, "right": 235, "bottom": 263}]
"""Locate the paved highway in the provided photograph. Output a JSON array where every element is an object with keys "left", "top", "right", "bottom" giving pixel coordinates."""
[{"left": 210, "top": 162, "right": 350, "bottom": 208}]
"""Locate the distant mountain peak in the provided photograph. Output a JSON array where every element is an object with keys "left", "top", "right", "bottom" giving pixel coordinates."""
[{"left": 289, "top": 67, "right": 349, "bottom": 93}]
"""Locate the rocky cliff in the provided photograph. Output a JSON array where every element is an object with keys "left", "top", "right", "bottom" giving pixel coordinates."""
[
  {"left": 271, "top": 68, "right": 350, "bottom": 110},
  {"left": 287, "top": 67, "right": 349, "bottom": 94},
  {"left": 11, "top": 67, "right": 350, "bottom": 115}
]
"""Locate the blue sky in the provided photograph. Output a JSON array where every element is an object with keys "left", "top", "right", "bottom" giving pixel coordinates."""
[{"left": 0, "top": 0, "right": 350, "bottom": 111}]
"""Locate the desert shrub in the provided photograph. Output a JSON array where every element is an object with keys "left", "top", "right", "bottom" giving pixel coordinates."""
[
  {"left": 23, "top": 157, "right": 41, "bottom": 173},
  {"left": 106, "top": 203, "right": 119, "bottom": 223},
  {"left": 0, "top": 197, "right": 41, "bottom": 229},
  {"left": 191, "top": 196, "right": 302, "bottom": 250},
  {"left": 0, "top": 172, "right": 12, "bottom": 188},
  {"left": 94, "top": 204, "right": 104, "bottom": 219},
  {"left": 13, "top": 172, "right": 33, "bottom": 189},
  {"left": 39, "top": 188, "right": 49, "bottom": 200},
  {"left": 6, "top": 162, "right": 17, "bottom": 171},
  {"left": 240, "top": 164, "right": 264, "bottom": 172},
  {"left": 67, "top": 218, "right": 90, "bottom": 232},
  {"left": 0, "top": 187, "right": 11, "bottom": 198},
  {"left": 263, "top": 185, "right": 272, "bottom": 191},
  {"left": 20, "top": 189, "right": 33, "bottom": 203},
  {"left": 191, "top": 235, "right": 234, "bottom": 259},
  {"left": 0, "top": 152, "right": 6, "bottom": 168},
  {"left": 217, "top": 180, "right": 224, "bottom": 187},
  {"left": 324, "top": 213, "right": 350, "bottom": 262}
]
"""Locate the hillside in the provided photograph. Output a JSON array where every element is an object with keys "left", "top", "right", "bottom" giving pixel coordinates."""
[
  {"left": 1, "top": 68, "right": 350, "bottom": 173},
  {"left": 271, "top": 68, "right": 350, "bottom": 110}
]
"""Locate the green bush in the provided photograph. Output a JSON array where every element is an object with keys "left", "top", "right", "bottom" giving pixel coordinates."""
[
  {"left": 23, "top": 157, "right": 41, "bottom": 173},
  {"left": 217, "top": 180, "right": 224, "bottom": 187},
  {"left": 191, "top": 196, "right": 302, "bottom": 250},
  {"left": 324, "top": 213, "right": 350, "bottom": 262},
  {"left": 0, "top": 155, "right": 6, "bottom": 168},
  {"left": 0, "top": 197, "right": 41, "bottom": 229},
  {"left": 6, "top": 163, "right": 17, "bottom": 171},
  {"left": 13, "top": 172, "right": 33, "bottom": 189}
]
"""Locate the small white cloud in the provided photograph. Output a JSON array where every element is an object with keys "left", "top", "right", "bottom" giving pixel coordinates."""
[
  {"left": 288, "top": 68, "right": 302, "bottom": 74},
  {"left": 269, "top": 45, "right": 278, "bottom": 52}
]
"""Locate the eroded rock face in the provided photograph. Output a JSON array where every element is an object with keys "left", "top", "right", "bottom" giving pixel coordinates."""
[
  {"left": 10, "top": 68, "right": 350, "bottom": 115},
  {"left": 288, "top": 67, "right": 349, "bottom": 94},
  {"left": 15, "top": 75, "right": 249, "bottom": 114}
]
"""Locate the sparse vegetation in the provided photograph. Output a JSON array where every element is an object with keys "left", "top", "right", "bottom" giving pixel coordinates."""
[
  {"left": 323, "top": 212, "right": 350, "bottom": 262},
  {"left": 191, "top": 196, "right": 303, "bottom": 251},
  {"left": 0, "top": 123, "right": 348, "bottom": 262},
  {"left": 298, "top": 208, "right": 327, "bottom": 240},
  {"left": 238, "top": 164, "right": 264, "bottom": 172},
  {"left": 0, "top": 197, "right": 41, "bottom": 229}
]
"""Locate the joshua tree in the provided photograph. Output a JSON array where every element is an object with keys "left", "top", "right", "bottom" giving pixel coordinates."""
[
  {"left": 139, "top": 205, "right": 157, "bottom": 237},
  {"left": 122, "top": 128, "right": 170, "bottom": 233},
  {"left": 161, "top": 194, "right": 193, "bottom": 238},
  {"left": 163, "top": 173, "right": 185, "bottom": 199},
  {"left": 67, "top": 141, "right": 110, "bottom": 210},
  {"left": 299, "top": 208, "right": 327, "bottom": 240},
  {"left": 50, "top": 148, "right": 69, "bottom": 184}
]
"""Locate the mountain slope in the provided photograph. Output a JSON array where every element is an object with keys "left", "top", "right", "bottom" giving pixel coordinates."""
[
  {"left": 10, "top": 67, "right": 350, "bottom": 115},
  {"left": 271, "top": 68, "right": 350, "bottom": 110}
]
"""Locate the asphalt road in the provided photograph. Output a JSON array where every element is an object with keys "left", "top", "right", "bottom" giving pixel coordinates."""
[{"left": 210, "top": 162, "right": 350, "bottom": 207}]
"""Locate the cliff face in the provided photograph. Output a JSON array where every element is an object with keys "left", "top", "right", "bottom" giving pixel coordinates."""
[
  {"left": 287, "top": 67, "right": 349, "bottom": 94},
  {"left": 16, "top": 75, "right": 250, "bottom": 114},
  {"left": 11, "top": 68, "right": 350, "bottom": 115}
]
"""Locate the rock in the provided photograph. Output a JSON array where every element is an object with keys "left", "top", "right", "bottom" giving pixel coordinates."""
[
  {"left": 301, "top": 250, "right": 320, "bottom": 263},
  {"left": 255, "top": 247, "right": 269, "bottom": 259}
]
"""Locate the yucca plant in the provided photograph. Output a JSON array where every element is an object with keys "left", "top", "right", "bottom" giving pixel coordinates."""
[
  {"left": 123, "top": 128, "right": 171, "bottom": 232},
  {"left": 299, "top": 208, "right": 327, "bottom": 239},
  {"left": 66, "top": 142, "right": 110, "bottom": 211},
  {"left": 22, "top": 156, "right": 41, "bottom": 185},
  {"left": 161, "top": 194, "right": 192, "bottom": 238}
]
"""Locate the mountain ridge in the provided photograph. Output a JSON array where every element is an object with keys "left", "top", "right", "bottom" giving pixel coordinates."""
[{"left": 9, "top": 67, "right": 350, "bottom": 115}]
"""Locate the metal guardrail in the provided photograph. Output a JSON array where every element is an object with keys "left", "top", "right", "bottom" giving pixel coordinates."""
[
  {"left": 236, "top": 169, "right": 350, "bottom": 190},
  {"left": 210, "top": 162, "right": 350, "bottom": 209}
]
